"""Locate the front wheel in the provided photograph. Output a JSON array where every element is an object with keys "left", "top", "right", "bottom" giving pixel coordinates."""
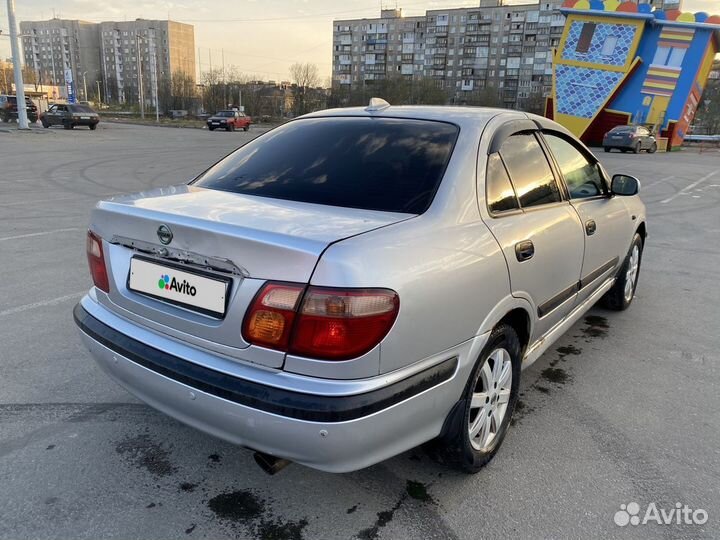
[
  {"left": 431, "top": 323, "right": 521, "bottom": 474},
  {"left": 648, "top": 142, "right": 657, "bottom": 154},
  {"left": 243, "top": 125, "right": 250, "bottom": 132},
  {"left": 604, "top": 147, "right": 610, "bottom": 153},
  {"left": 227, "top": 124, "right": 235, "bottom": 132},
  {"left": 633, "top": 142, "right": 641, "bottom": 154},
  {"left": 601, "top": 233, "right": 643, "bottom": 311}
]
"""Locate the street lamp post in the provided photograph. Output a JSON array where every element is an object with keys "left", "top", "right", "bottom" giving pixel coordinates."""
[
  {"left": 5, "top": 0, "right": 29, "bottom": 129},
  {"left": 82, "top": 71, "right": 87, "bottom": 102}
]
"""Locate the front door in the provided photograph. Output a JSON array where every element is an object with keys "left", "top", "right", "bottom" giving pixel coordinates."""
[
  {"left": 482, "top": 131, "right": 586, "bottom": 342},
  {"left": 541, "top": 131, "right": 631, "bottom": 305}
]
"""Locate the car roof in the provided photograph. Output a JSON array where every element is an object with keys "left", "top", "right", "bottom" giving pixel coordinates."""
[
  {"left": 301, "top": 105, "right": 508, "bottom": 129},
  {"left": 301, "top": 105, "right": 575, "bottom": 140}
]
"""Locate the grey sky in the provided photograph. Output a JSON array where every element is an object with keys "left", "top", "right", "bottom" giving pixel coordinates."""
[{"left": 3, "top": 0, "right": 719, "bottom": 82}]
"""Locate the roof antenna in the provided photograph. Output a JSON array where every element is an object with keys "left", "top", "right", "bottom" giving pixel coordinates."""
[{"left": 366, "top": 97, "right": 391, "bottom": 112}]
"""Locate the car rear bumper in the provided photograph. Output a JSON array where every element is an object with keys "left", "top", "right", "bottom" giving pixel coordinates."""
[{"left": 74, "top": 296, "right": 482, "bottom": 472}]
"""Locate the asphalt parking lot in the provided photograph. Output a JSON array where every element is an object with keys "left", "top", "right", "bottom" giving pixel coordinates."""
[{"left": 1, "top": 122, "right": 718, "bottom": 539}]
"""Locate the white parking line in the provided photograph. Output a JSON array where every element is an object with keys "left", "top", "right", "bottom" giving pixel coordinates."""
[
  {"left": 660, "top": 170, "right": 719, "bottom": 204},
  {"left": 0, "top": 227, "right": 83, "bottom": 242},
  {"left": 0, "top": 292, "right": 85, "bottom": 317}
]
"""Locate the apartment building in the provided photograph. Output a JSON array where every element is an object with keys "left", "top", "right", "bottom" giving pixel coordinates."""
[
  {"left": 20, "top": 19, "right": 102, "bottom": 100},
  {"left": 19, "top": 18, "right": 195, "bottom": 104},
  {"left": 332, "top": 0, "right": 680, "bottom": 109}
]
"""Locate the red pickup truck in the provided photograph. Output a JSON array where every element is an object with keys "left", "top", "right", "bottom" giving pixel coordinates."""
[{"left": 206, "top": 110, "right": 252, "bottom": 132}]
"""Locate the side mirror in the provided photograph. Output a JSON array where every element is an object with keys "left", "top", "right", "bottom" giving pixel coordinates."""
[{"left": 611, "top": 174, "right": 640, "bottom": 196}]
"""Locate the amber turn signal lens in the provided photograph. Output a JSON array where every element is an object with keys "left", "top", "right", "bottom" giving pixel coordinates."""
[{"left": 247, "top": 310, "right": 286, "bottom": 343}]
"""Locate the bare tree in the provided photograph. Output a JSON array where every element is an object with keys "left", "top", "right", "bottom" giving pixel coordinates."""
[{"left": 289, "top": 63, "right": 320, "bottom": 89}]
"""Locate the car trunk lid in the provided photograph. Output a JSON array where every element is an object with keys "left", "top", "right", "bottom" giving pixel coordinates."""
[{"left": 89, "top": 185, "right": 412, "bottom": 362}]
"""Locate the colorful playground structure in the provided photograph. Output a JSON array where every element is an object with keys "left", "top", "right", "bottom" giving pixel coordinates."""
[{"left": 547, "top": 1, "right": 720, "bottom": 149}]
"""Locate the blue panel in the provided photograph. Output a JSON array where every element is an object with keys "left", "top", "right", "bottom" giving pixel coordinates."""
[
  {"left": 562, "top": 21, "right": 637, "bottom": 66},
  {"left": 556, "top": 65, "right": 625, "bottom": 118}
]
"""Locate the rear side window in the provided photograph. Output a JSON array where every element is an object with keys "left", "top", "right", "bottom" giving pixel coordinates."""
[
  {"left": 499, "top": 133, "right": 561, "bottom": 208},
  {"left": 194, "top": 117, "right": 459, "bottom": 214},
  {"left": 70, "top": 104, "right": 94, "bottom": 113},
  {"left": 544, "top": 133, "right": 604, "bottom": 199},
  {"left": 486, "top": 153, "right": 519, "bottom": 214}
]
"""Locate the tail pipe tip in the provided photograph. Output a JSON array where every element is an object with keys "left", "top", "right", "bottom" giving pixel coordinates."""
[{"left": 253, "top": 451, "right": 292, "bottom": 475}]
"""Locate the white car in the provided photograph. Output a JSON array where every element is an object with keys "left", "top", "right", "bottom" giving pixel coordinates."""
[{"left": 75, "top": 100, "right": 646, "bottom": 473}]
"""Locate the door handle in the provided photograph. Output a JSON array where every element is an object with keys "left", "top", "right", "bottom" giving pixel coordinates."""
[
  {"left": 515, "top": 240, "right": 535, "bottom": 262},
  {"left": 585, "top": 219, "right": 597, "bottom": 236}
]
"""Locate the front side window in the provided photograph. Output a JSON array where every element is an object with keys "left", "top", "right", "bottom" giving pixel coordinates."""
[
  {"left": 194, "top": 117, "right": 459, "bottom": 214},
  {"left": 486, "top": 153, "right": 519, "bottom": 214},
  {"left": 499, "top": 133, "right": 561, "bottom": 208},
  {"left": 543, "top": 133, "right": 604, "bottom": 199}
]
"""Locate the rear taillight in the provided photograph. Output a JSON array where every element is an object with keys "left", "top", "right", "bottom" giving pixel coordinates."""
[
  {"left": 86, "top": 230, "right": 110, "bottom": 293},
  {"left": 242, "top": 283, "right": 399, "bottom": 361},
  {"left": 242, "top": 283, "right": 304, "bottom": 350}
]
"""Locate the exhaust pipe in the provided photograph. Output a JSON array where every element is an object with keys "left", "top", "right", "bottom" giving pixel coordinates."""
[{"left": 253, "top": 451, "right": 292, "bottom": 475}]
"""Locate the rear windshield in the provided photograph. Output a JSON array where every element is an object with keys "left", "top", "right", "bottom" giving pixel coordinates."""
[
  {"left": 610, "top": 126, "right": 634, "bottom": 133},
  {"left": 70, "top": 104, "right": 94, "bottom": 113},
  {"left": 193, "top": 117, "right": 459, "bottom": 214},
  {"left": 216, "top": 111, "right": 235, "bottom": 117}
]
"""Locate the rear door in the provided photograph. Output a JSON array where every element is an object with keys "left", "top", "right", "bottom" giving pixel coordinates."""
[
  {"left": 482, "top": 127, "right": 585, "bottom": 341},
  {"left": 541, "top": 131, "right": 631, "bottom": 305}
]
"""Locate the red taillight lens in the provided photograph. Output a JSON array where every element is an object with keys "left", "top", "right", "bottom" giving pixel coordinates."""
[
  {"left": 242, "top": 283, "right": 304, "bottom": 350},
  {"left": 86, "top": 230, "right": 110, "bottom": 293},
  {"left": 290, "top": 287, "right": 399, "bottom": 360},
  {"left": 242, "top": 283, "right": 399, "bottom": 361}
]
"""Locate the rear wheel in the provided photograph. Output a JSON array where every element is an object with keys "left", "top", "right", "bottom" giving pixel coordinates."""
[
  {"left": 228, "top": 123, "right": 234, "bottom": 132},
  {"left": 431, "top": 323, "right": 521, "bottom": 474},
  {"left": 601, "top": 233, "right": 643, "bottom": 311},
  {"left": 41, "top": 119, "right": 49, "bottom": 128},
  {"left": 244, "top": 125, "right": 250, "bottom": 132},
  {"left": 604, "top": 147, "right": 610, "bottom": 153},
  {"left": 89, "top": 123, "right": 97, "bottom": 131},
  {"left": 208, "top": 126, "right": 215, "bottom": 131},
  {"left": 63, "top": 121, "right": 73, "bottom": 130},
  {"left": 648, "top": 142, "right": 657, "bottom": 154}
]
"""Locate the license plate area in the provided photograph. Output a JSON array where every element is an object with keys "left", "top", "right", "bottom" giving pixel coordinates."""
[{"left": 128, "top": 257, "right": 230, "bottom": 318}]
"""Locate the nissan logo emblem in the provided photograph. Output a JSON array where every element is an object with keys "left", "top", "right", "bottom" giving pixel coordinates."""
[{"left": 157, "top": 224, "right": 173, "bottom": 245}]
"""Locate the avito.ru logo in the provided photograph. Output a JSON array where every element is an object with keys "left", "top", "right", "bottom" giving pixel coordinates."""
[{"left": 158, "top": 274, "right": 197, "bottom": 296}]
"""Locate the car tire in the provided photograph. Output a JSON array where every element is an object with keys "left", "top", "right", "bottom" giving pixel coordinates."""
[
  {"left": 89, "top": 123, "right": 97, "bottom": 131},
  {"left": 429, "top": 323, "right": 521, "bottom": 474},
  {"left": 228, "top": 124, "right": 234, "bottom": 132},
  {"left": 648, "top": 142, "right": 657, "bottom": 154},
  {"left": 244, "top": 125, "right": 249, "bottom": 132},
  {"left": 600, "top": 233, "right": 643, "bottom": 311},
  {"left": 633, "top": 142, "right": 641, "bottom": 154},
  {"left": 604, "top": 147, "right": 610, "bottom": 152},
  {"left": 208, "top": 126, "right": 215, "bottom": 131},
  {"left": 41, "top": 119, "right": 49, "bottom": 128},
  {"left": 63, "top": 121, "right": 73, "bottom": 130}
]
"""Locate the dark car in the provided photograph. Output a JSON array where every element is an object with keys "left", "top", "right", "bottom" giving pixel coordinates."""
[
  {"left": 206, "top": 110, "right": 251, "bottom": 132},
  {"left": 0, "top": 95, "right": 39, "bottom": 123},
  {"left": 603, "top": 125, "right": 657, "bottom": 154},
  {"left": 40, "top": 103, "right": 100, "bottom": 130}
]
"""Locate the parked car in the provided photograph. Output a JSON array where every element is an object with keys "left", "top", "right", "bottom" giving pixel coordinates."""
[
  {"left": 207, "top": 110, "right": 251, "bottom": 131},
  {"left": 603, "top": 125, "right": 657, "bottom": 153},
  {"left": 74, "top": 101, "right": 646, "bottom": 474},
  {"left": 40, "top": 103, "right": 100, "bottom": 130},
  {"left": 0, "top": 95, "right": 38, "bottom": 123}
]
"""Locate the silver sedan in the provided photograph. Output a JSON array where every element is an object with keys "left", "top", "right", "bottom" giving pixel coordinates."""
[{"left": 75, "top": 101, "right": 646, "bottom": 473}]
